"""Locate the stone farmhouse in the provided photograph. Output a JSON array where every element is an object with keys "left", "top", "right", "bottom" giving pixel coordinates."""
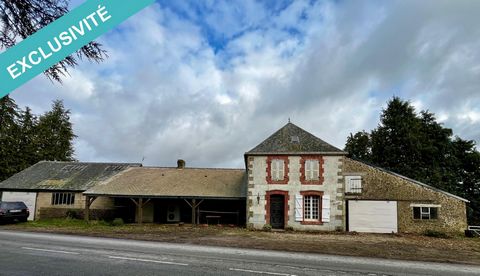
[{"left": 0, "top": 123, "right": 468, "bottom": 234}]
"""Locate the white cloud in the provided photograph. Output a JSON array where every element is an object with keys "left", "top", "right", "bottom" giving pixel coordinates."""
[{"left": 11, "top": 0, "right": 480, "bottom": 167}]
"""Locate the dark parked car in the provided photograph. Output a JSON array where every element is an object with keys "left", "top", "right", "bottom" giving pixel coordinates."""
[{"left": 0, "top": 201, "right": 29, "bottom": 223}]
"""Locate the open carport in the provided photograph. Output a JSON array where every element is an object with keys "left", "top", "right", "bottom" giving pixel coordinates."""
[{"left": 83, "top": 166, "right": 246, "bottom": 225}]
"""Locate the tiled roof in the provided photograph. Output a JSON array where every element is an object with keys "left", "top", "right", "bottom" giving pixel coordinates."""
[
  {"left": 246, "top": 122, "right": 345, "bottom": 155},
  {"left": 85, "top": 167, "right": 246, "bottom": 199},
  {"left": 0, "top": 161, "right": 141, "bottom": 191}
]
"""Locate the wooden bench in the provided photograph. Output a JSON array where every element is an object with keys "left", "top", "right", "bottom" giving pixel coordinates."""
[{"left": 206, "top": 215, "right": 221, "bottom": 225}]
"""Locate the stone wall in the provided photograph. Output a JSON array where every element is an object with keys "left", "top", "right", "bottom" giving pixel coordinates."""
[
  {"left": 247, "top": 155, "right": 345, "bottom": 231},
  {"left": 343, "top": 158, "right": 467, "bottom": 234},
  {"left": 36, "top": 192, "right": 115, "bottom": 220},
  {"left": 38, "top": 208, "right": 116, "bottom": 220}
]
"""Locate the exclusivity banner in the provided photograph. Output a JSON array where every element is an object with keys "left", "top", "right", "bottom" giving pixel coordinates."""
[{"left": 0, "top": 0, "right": 154, "bottom": 98}]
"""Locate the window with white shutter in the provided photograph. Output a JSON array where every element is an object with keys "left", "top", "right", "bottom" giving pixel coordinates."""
[
  {"left": 304, "top": 195, "right": 320, "bottom": 221},
  {"left": 271, "top": 159, "right": 284, "bottom": 181},
  {"left": 295, "top": 194, "right": 303, "bottom": 221},
  {"left": 345, "top": 176, "right": 362, "bottom": 193},
  {"left": 305, "top": 160, "right": 319, "bottom": 181},
  {"left": 321, "top": 195, "right": 330, "bottom": 222}
]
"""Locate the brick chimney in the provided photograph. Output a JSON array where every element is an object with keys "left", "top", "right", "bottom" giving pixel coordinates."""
[{"left": 177, "top": 159, "right": 185, "bottom": 169}]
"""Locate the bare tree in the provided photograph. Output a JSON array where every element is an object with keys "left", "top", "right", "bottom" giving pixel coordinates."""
[{"left": 0, "top": 0, "right": 106, "bottom": 82}]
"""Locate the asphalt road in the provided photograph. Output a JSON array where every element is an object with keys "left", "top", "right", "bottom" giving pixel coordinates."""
[{"left": 0, "top": 230, "right": 478, "bottom": 276}]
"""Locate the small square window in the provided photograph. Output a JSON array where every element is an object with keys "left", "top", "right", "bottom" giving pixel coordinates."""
[
  {"left": 413, "top": 207, "right": 438, "bottom": 220},
  {"left": 345, "top": 176, "right": 362, "bottom": 193}
]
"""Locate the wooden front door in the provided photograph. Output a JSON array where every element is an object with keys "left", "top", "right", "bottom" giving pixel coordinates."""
[{"left": 270, "top": 195, "right": 285, "bottom": 229}]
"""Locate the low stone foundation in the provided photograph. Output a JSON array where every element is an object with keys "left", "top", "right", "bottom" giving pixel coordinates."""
[{"left": 38, "top": 208, "right": 116, "bottom": 221}]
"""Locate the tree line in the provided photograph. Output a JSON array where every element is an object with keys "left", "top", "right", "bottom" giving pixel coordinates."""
[
  {"left": 345, "top": 97, "right": 480, "bottom": 225},
  {"left": 0, "top": 96, "right": 75, "bottom": 181}
]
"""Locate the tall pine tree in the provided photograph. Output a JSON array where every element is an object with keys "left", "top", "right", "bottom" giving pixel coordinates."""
[
  {"left": 36, "top": 100, "right": 76, "bottom": 161},
  {"left": 0, "top": 97, "right": 77, "bottom": 180},
  {"left": 0, "top": 96, "right": 21, "bottom": 180},
  {"left": 345, "top": 97, "right": 480, "bottom": 224}
]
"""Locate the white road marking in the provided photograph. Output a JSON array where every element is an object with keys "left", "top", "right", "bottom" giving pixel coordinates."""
[
  {"left": 107, "top": 255, "right": 189, "bottom": 266},
  {"left": 229, "top": 268, "right": 296, "bottom": 276},
  {"left": 21, "top": 247, "right": 80, "bottom": 255}
]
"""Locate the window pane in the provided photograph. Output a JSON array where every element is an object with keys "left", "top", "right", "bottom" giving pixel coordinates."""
[
  {"left": 430, "top": 208, "right": 438, "bottom": 219},
  {"left": 303, "top": 195, "right": 320, "bottom": 221},
  {"left": 413, "top": 207, "right": 420, "bottom": 219}
]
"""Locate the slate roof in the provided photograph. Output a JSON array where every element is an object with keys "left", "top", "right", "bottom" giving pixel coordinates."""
[
  {"left": 246, "top": 122, "right": 345, "bottom": 155},
  {"left": 85, "top": 167, "right": 246, "bottom": 199},
  {"left": 0, "top": 161, "right": 141, "bottom": 191}
]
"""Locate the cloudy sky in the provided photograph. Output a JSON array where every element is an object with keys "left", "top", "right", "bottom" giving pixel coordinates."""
[{"left": 10, "top": 0, "right": 480, "bottom": 168}]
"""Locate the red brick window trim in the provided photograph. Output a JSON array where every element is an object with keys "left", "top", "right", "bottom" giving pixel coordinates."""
[
  {"left": 265, "top": 190, "right": 289, "bottom": 226},
  {"left": 266, "top": 156, "right": 289, "bottom": 184},
  {"left": 300, "top": 155, "right": 324, "bottom": 185},
  {"left": 300, "top": 190, "right": 323, "bottom": 225}
]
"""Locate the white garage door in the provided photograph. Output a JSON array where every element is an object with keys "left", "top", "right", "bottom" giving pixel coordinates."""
[
  {"left": 1, "top": 192, "right": 37, "bottom": 221},
  {"left": 348, "top": 200, "right": 397, "bottom": 233}
]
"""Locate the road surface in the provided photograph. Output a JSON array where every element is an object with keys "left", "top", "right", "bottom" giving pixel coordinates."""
[{"left": 0, "top": 230, "right": 478, "bottom": 276}]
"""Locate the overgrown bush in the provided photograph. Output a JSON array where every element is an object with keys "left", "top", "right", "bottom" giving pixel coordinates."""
[
  {"left": 66, "top": 209, "right": 80, "bottom": 219},
  {"left": 262, "top": 224, "right": 272, "bottom": 231},
  {"left": 424, "top": 229, "right": 449, "bottom": 238},
  {"left": 110, "top": 218, "right": 124, "bottom": 226},
  {"left": 285, "top": 226, "right": 294, "bottom": 231}
]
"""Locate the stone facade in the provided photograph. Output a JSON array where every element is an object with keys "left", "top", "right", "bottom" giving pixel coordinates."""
[
  {"left": 343, "top": 158, "right": 468, "bottom": 234},
  {"left": 247, "top": 155, "right": 345, "bottom": 231},
  {"left": 35, "top": 192, "right": 115, "bottom": 220}
]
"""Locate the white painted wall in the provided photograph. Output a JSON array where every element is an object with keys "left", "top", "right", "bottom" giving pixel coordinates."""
[
  {"left": 348, "top": 200, "right": 398, "bottom": 233},
  {"left": 1, "top": 191, "right": 37, "bottom": 220},
  {"left": 247, "top": 155, "right": 345, "bottom": 231}
]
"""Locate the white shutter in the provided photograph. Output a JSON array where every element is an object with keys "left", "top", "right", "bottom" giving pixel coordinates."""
[
  {"left": 279, "top": 160, "right": 284, "bottom": 180},
  {"left": 345, "top": 176, "right": 362, "bottom": 193},
  {"left": 272, "top": 160, "right": 278, "bottom": 180},
  {"left": 295, "top": 194, "right": 303, "bottom": 221},
  {"left": 321, "top": 195, "right": 330, "bottom": 222},
  {"left": 313, "top": 160, "right": 320, "bottom": 180},
  {"left": 305, "top": 160, "right": 312, "bottom": 180}
]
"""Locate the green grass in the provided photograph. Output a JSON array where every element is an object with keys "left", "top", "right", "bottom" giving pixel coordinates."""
[{"left": 20, "top": 218, "right": 114, "bottom": 229}]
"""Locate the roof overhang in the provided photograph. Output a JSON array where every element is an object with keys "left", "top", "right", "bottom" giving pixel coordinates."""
[
  {"left": 83, "top": 193, "right": 245, "bottom": 200},
  {"left": 244, "top": 151, "right": 347, "bottom": 156}
]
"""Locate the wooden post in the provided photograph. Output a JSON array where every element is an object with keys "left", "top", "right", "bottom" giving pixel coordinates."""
[
  {"left": 85, "top": 196, "right": 90, "bottom": 222},
  {"left": 130, "top": 198, "right": 151, "bottom": 224},
  {"left": 138, "top": 198, "right": 143, "bottom": 224},
  {"left": 191, "top": 199, "right": 196, "bottom": 225},
  {"left": 84, "top": 196, "right": 97, "bottom": 221},
  {"left": 184, "top": 198, "right": 204, "bottom": 225}
]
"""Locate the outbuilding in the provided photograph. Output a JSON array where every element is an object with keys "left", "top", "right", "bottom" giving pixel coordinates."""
[{"left": 0, "top": 161, "right": 140, "bottom": 220}]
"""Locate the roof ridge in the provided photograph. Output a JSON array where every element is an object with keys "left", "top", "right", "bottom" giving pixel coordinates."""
[
  {"left": 37, "top": 161, "right": 142, "bottom": 166},
  {"left": 246, "top": 122, "right": 344, "bottom": 154},
  {"left": 137, "top": 166, "right": 245, "bottom": 171}
]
